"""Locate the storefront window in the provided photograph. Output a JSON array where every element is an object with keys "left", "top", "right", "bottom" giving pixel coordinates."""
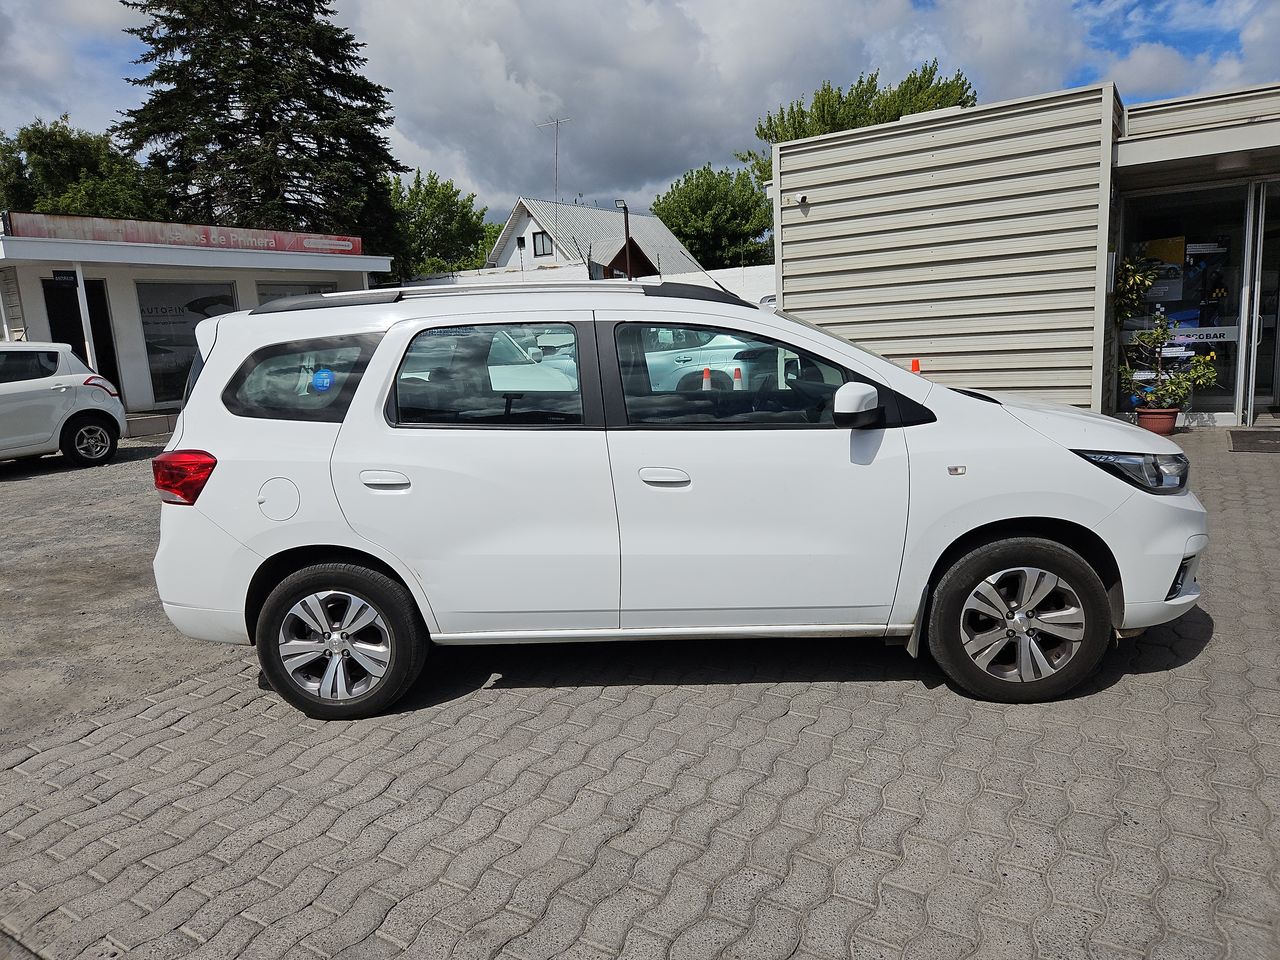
[
  {"left": 256, "top": 281, "right": 337, "bottom": 305},
  {"left": 137, "top": 281, "right": 237, "bottom": 404},
  {"left": 1120, "top": 186, "right": 1248, "bottom": 411}
]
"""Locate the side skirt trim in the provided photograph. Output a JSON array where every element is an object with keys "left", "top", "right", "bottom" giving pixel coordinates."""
[{"left": 434, "top": 623, "right": 913, "bottom": 646}]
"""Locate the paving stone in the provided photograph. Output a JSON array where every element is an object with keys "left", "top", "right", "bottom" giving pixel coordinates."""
[{"left": 0, "top": 429, "right": 1277, "bottom": 960}]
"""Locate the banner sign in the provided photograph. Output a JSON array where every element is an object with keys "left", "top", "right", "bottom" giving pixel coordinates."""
[
  {"left": 1121, "top": 326, "right": 1238, "bottom": 344},
  {"left": 4, "top": 211, "right": 362, "bottom": 255}
]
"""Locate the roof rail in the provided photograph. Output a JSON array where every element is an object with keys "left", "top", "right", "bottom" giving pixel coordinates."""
[{"left": 249, "top": 279, "right": 753, "bottom": 315}]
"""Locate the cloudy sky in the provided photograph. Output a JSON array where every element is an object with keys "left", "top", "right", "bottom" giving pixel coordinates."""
[{"left": 1, "top": 0, "right": 1277, "bottom": 219}]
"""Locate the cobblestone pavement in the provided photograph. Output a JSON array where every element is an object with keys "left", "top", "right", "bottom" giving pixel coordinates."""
[{"left": 1, "top": 428, "right": 1277, "bottom": 960}]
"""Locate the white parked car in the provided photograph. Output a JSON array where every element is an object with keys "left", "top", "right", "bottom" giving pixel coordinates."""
[
  {"left": 0, "top": 342, "right": 126, "bottom": 467},
  {"left": 153, "top": 282, "right": 1208, "bottom": 719}
]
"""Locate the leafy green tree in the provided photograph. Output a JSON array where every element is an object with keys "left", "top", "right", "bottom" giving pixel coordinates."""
[
  {"left": 737, "top": 60, "right": 976, "bottom": 184},
  {"left": 0, "top": 115, "right": 169, "bottom": 219},
  {"left": 116, "top": 0, "right": 404, "bottom": 250},
  {"left": 651, "top": 165, "right": 772, "bottom": 270},
  {"left": 385, "top": 170, "right": 490, "bottom": 280}
]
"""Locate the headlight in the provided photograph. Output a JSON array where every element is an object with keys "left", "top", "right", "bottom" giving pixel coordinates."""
[{"left": 1075, "top": 451, "right": 1189, "bottom": 494}]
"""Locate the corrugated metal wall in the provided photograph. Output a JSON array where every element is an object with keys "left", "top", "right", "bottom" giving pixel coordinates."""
[
  {"left": 1125, "top": 85, "right": 1280, "bottom": 138},
  {"left": 775, "top": 86, "right": 1115, "bottom": 407}
]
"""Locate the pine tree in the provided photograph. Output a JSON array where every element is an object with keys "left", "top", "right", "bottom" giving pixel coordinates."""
[{"left": 116, "top": 0, "right": 404, "bottom": 250}]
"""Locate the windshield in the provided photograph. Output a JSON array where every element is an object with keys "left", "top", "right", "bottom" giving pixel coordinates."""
[{"left": 774, "top": 308, "right": 893, "bottom": 365}]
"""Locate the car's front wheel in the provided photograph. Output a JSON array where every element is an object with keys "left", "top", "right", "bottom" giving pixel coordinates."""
[
  {"left": 256, "top": 563, "right": 427, "bottom": 719},
  {"left": 927, "top": 537, "right": 1112, "bottom": 703}
]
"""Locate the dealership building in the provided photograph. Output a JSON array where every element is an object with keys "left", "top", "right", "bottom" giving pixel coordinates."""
[
  {"left": 771, "top": 81, "right": 1280, "bottom": 425},
  {"left": 0, "top": 212, "right": 390, "bottom": 418}
]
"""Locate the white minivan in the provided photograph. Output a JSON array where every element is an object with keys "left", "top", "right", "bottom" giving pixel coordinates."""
[{"left": 153, "top": 282, "right": 1208, "bottom": 718}]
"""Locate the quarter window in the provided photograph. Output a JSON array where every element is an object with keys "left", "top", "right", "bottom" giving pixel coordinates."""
[
  {"left": 222, "top": 334, "right": 381, "bottom": 422},
  {"left": 532, "top": 231, "right": 553, "bottom": 257},
  {"left": 0, "top": 350, "right": 58, "bottom": 383},
  {"left": 394, "top": 323, "right": 582, "bottom": 426},
  {"left": 615, "top": 324, "right": 847, "bottom": 426}
]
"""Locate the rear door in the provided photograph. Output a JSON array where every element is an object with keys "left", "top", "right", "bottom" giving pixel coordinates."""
[
  {"left": 331, "top": 312, "right": 620, "bottom": 636},
  {"left": 0, "top": 349, "right": 69, "bottom": 451}
]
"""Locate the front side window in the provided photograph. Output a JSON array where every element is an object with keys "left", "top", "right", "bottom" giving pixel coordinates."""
[
  {"left": 532, "top": 231, "right": 553, "bottom": 257},
  {"left": 616, "top": 323, "right": 847, "bottom": 426},
  {"left": 394, "top": 323, "right": 582, "bottom": 426},
  {"left": 0, "top": 350, "right": 58, "bottom": 384},
  {"left": 222, "top": 334, "right": 381, "bottom": 422}
]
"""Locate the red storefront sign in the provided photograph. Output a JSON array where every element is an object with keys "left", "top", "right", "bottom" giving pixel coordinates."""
[{"left": 3, "top": 212, "right": 362, "bottom": 255}]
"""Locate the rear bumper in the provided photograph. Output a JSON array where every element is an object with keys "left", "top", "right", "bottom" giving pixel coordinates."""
[
  {"left": 162, "top": 601, "right": 250, "bottom": 645},
  {"left": 154, "top": 503, "right": 261, "bottom": 642}
]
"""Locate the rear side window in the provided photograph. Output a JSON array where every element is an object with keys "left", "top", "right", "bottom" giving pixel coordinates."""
[
  {"left": 0, "top": 350, "right": 58, "bottom": 383},
  {"left": 393, "top": 323, "right": 582, "bottom": 426},
  {"left": 222, "top": 334, "right": 381, "bottom": 422}
]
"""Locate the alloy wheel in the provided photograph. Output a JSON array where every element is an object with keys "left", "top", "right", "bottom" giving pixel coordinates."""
[
  {"left": 277, "top": 590, "right": 392, "bottom": 700},
  {"left": 959, "top": 567, "right": 1087, "bottom": 683},
  {"left": 74, "top": 425, "right": 112, "bottom": 460}
]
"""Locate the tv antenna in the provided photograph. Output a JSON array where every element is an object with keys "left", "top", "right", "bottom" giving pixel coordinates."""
[{"left": 536, "top": 116, "right": 572, "bottom": 243}]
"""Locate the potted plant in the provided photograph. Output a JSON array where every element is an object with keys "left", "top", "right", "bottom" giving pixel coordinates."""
[{"left": 1119, "top": 304, "right": 1219, "bottom": 435}]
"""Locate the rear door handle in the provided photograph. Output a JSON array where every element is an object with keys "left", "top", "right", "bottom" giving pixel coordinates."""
[
  {"left": 359, "top": 469, "right": 411, "bottom": 491},
  {"left": 638, "top": 466, "right": 690, "bottom": 486},
  {"left": 675, "top": 355, "right": 693, "bottom": 364},
  {"left": 50, "top": 384, "right": 69, "bottom": 391}
]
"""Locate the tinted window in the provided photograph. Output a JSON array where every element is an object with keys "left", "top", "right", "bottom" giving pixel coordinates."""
[
  {"left": 0, "top": 350, "right": 58, "bottom": 384},
  {"left": 222, "top": 334, "right": 381, "bottom": 422},
  {"left": 394, "top": 323, "right": 582, "bottom": 426},
  {"left": 616, "top": 324, "right": 847, "bottom": 426}
]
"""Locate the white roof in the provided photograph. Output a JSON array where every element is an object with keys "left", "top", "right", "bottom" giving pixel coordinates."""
[{"left": 490, "top": 198, "right": 702, "bottom": 275}]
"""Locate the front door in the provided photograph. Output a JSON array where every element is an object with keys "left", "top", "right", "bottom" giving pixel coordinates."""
[
  {"left": 598, "top": 314, "right": 910, "bottom": 630},
  {"left": 331, "top": 312, "right": 620, "bottom": 635},
  {"left": 41, "top": 278, "right": 122, "bottom": 395},
  {"left": 0, "top": 348, "right": 68, "bottom": 450}
]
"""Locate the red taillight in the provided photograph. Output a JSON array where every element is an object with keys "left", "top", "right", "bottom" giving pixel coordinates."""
[
  {"left": 152, "top": 450, "right": 217, "bottom": 505},
  {"left": 83, "top": 375, "right": 119, "bottom": 397}
]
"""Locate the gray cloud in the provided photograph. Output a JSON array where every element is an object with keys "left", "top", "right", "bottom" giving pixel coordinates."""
[{"left": 1, "top": 0, "right": 1276, "bottom": 221}]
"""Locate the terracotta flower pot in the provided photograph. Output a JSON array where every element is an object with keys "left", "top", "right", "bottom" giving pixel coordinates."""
[{"left": 1136, "top": 407, "right": 1178, "bottom": 435}]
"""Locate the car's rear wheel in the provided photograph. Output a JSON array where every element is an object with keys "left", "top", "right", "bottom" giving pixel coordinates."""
[
  {"left": 256, "top": 563, "right": 427, "bottom": 719},
  {"left": 927, "top": 537, "right": 1112, "bottom": 703},
  {"left": 61, "top": 416, "right": 118, "bottom": 467}
]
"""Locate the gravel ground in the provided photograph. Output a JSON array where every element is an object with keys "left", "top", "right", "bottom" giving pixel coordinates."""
[{"left": 0, "top": 438, "right": 241, "bottom": 750}]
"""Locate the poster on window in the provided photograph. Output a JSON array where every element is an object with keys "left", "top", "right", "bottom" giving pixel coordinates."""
[
  {"left": 256, "top": 281, "right": 337, "bottom": 306},
  {"left": 137, "top": 281, "right": 237, "bottom": 403},
  {"left": 1132, "top": 236, "right": 1186, "bottom": 302}
]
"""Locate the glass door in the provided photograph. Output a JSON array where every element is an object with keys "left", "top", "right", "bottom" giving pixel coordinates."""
[{"left": 1245, "top": 182, "right": 1280, "bottom": 424}]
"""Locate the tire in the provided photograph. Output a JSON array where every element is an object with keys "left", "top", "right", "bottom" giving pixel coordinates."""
[
  {"left": 61, "top": 415, "right": 119, "bottom": 467},
  {"left": 927, "top": 537, "right": 1111, "bottom": 703},
  {"left": 256, "top": 563, "right": 428, "bottom": 719}
]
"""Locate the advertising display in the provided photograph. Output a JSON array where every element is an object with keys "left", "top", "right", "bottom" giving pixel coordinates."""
[
  {"left": 5, "top": 212, "right": 362, "bottom": 255},
  {"left": 1136, "top": 236, "right": 1186, "bottom": 302},
  {"left": 137, "top": 282, "right": 237, "bottom": 403}
]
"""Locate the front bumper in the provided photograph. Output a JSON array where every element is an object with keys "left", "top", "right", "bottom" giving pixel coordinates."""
[{"left": 1093, "top": 489, "right": 1209, "bottom": 630}]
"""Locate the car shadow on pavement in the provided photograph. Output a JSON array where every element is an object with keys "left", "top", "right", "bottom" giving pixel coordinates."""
[
  {"left": 0, "top": 441, "right": 166, "bottom": 481},
  {"left": 386, "top": 608, "right": 1214, "bottom": 714},
  {"left": 390, "top": 635, "right": 948, "bottom": 715}
]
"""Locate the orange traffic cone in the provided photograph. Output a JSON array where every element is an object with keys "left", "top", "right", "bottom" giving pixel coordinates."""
[
  {"left": 733, "top": 367, "right": 744, "bottom": 391},
  {"left": 702, "top": 367, "right": 712, "bottom": 391},
  {"left": 911, "top": 358, "right": 921, "bottom": 373}
]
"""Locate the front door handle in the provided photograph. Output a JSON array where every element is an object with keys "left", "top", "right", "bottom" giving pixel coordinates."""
[
  {"left": 360, "top": 469, "right": 411, "bottom": 491},
  {"left": 638, "top": 466, "right": 690, "bottom": 486}
]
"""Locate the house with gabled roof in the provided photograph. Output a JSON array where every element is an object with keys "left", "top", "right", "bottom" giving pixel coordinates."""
[{"left": 487, "top": 197, "right": 702, "bottom": 278}]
